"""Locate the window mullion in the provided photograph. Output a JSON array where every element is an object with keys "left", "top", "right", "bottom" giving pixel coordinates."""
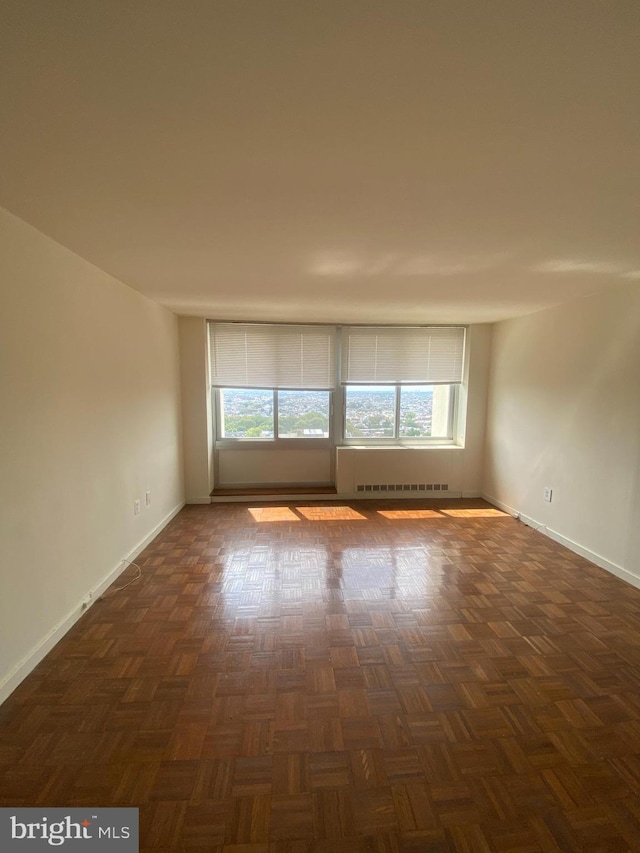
[
  {"left": 394, "top": 386, "right": 401, "bottom": 440},
  {"left": 449, "top": 385, "right": 457, "bottom": 440},
  {"left": 273, "top": 390, "right": 279, "bottom": 438},
  {"left": 216, "top": 389, "right": 223, "bottom": 439}
]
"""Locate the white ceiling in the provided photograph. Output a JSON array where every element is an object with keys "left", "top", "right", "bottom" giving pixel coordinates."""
[{"left": 1, "top": 1, "right": 639, "bottom": 323}]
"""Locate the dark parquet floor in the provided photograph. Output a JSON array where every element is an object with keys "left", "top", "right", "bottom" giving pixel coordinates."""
[{"left": 2, "top": 500, "right": 640, "bottom": 851}]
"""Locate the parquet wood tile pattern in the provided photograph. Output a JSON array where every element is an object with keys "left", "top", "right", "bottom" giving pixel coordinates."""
[{"left": 3, "top": 499, "right": 640, "bottom": 851}]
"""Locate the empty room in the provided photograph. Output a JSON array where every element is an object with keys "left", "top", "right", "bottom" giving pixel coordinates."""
[{"left": 1, "top": 2, "right": 640, "bottom": 851}]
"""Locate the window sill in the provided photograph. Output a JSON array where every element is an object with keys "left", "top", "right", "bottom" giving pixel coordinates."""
[
  {"left": 215, "top": 438, "right": 332, "bottom": 450},
  {"left": 339, "top": 442, "right": 461, "bottom": 450}
]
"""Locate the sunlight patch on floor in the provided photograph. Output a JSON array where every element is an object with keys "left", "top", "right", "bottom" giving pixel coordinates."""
[
  {"left": 248, "top": 507, "right": 300, "bottom": 522},
  {"left": 296, "top": 506, "right": 367, "bottom": 521},
  {"left": 377, "top": 509, "right": 441, "bottom": 519}
]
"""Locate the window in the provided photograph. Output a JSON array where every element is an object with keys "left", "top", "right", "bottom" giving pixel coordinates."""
[
  {"left": 278, "top": 390, "right": 330, "bottom": 438},
  {"left": 219, "top": 388, "right": 274, "bottom": 438},
  {"left": 341, "top": 325, "right": 464, "bottom": 444},
  {"left": 209, "top": 322, "right": 465, "bottom": 446},
  {"left": 210, "top": 323, "right": 336, "bottom": 444},
  {"left": 345, "top": 386, "right": 395, "bottom": 438},
  {"left": 400, "top": 385, "right": 450, "bottom": 438},
  {"left": 220, "top": 388, "right": 330, "bottom": 439},
  {"left": 344, "top": 384, "right": 454, "bottom": 441}
]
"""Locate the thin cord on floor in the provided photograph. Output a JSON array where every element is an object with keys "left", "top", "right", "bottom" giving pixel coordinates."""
[
  {"left": 99, "top": 558, "right": 142, "bottom": 598},
  {"left": 518, "top": 516, "right": 547, "bottom": 534}
]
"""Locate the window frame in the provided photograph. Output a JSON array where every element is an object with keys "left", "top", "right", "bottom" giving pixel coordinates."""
[
  {"left": 214, "top": 387, "right": 334, "bottom": 449},
  {"left": 209, "top": 322, "right": 466, "bottom": 449},
  {"left": 341, "top": 383, "right": 458, "bottom": 446}
]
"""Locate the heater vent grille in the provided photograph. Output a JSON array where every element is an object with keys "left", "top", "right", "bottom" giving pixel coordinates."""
[{"left": 356, "top": 483, "right": 449, "bottom": 493}]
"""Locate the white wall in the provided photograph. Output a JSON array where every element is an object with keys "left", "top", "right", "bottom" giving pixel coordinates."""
[
  {"left": 218, "top": 448, "right": 331, "bottom": 486},
  {"left": 483, "top": 282, "right": 640, "bottom": 583},
  {"left": 0, "top": 208, "right": 185, "bottom": 702},
  {"left": 179, "top": 317, "right": 214, "bottom": 501},
  {"left": 456, "top": 323, "right": 491, "bottom": 494}
]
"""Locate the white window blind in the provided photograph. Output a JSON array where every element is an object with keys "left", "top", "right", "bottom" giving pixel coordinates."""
[
  {"left": 342, "top": 326, "right": 466, "bottom": 384},
  {"left": 209, "top": 322, "right": 337, "bottom": 389}
]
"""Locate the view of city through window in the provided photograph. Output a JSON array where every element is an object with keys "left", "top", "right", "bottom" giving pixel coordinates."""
[
  {"left": 346, "top": 385, "right": 437, "bottom": 438},
  {"left": 220, "top": 389, "right": 330, "bottom": 438},
  {"left": 220, "top": 386, "right": 450, "bottom": 439}
]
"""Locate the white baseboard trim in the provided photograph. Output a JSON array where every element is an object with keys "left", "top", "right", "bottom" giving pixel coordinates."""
[
  {"left": 124, "top": 500, "right": 185, "bottom": 564},
  {"left": 0, "top": 500, "right": 185, "bottom": 707},
  {"left": 480, "top": 493, "right": 520, "bottom": 517},
  {"left": 481, "top": 493, "right": 640, "bottom": 591},
  {"left": 186, "top": 496, "right": 212, "bottom": 504},
  {"left": 539, "top": 524, "right": 640, "bottom": 589}
]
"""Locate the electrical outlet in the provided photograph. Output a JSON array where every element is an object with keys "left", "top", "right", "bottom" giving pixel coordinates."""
[
  {"left": 134, "top": 499, "right": 141, "bottom": 515},
  {"left": 145, "top": 490, "right": 151, "bottom": 506},
  {"left": 543, "top": 487, "right": 553, "bottom": 502}
]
